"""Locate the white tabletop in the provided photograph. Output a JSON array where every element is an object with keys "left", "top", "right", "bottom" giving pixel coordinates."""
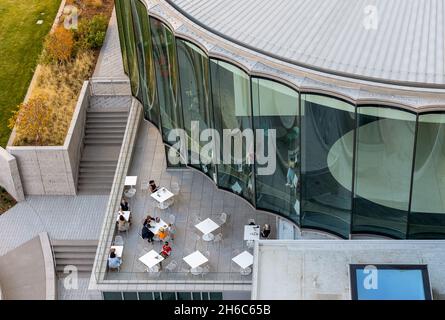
[
  {"left": 151, "top": 187, "right": 174, "bottom": 203},
  {"left": 183, "top": 250, "right": 208, "bottom": 269},
  {"left": 244, "top": 225, "right": 260, "bottom": 240},
  {"left": 116, "top": 211, "right": 131, "bottom": 222},
  {"left": 125, "top": 176, "right": 138, "bottom": 186},
  {"left": 148, "top": 218, "right": 168, "bottom": 235},
  {"left": 111, "top": 245, "right": 124, "bottom": 258},
  {"left": 138, "top": 250, "right": 164, "bottom": 268},
  {"left": 195, "top": 218, "right": 219, "bottom": 235},
  {"left": 232, "top": 250, "right": 254, "bottom": 269}
]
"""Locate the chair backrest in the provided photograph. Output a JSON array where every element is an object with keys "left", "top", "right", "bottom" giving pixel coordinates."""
[
  {"left": 166, "top": 260, "right": 178, "bottom": 272},
  {"left": 201, "top": 265, "right": 210, "bottom": 275},
  {"left": 169, "top": 214, "right": 176, "bottom": 225},
  {"left": 214, "top": 233, "right": 223, "bottom": 242},
  {"left": 114, "top": 235, "right": 124, "bottom": 246},
  {"left": 171, "top": 182, "right": 180, "bottom": 194},
  {"left": 219, "top": 212, "right": 227, "bottom": 224}
]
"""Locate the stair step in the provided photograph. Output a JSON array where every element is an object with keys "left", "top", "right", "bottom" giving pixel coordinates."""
[
  {"left": 78, "top": 176, "right": 114, "bottom": 182},
  {"left": 56, "top": 258, "right": 95, "bottom": 266},
  {"left": 84, "top": 139, "right": 123, "bottom": 145},
  {"left": 52, "top": 240, "right": 98, "bottom": 246},
  {"left": 86, "top": 123, "right": 127, "bottom": 129},
  {"left": 80, "top": 167, "right": 116, "bottom": 173},
  {"left": 86, "top": 118, "right": 127, "bottom": 124},
  {"left": 57, "top": 271, "right": 92, "bottom": 278},
  {"left": 86, "top": 111, "right": 128, "bottom": 117},
  {"left": 80, "top": 161, "right": 117, "bottom": 167},
  {"left": 56, "top": 265, "right": 93, "bottom": 272},
  {"left": 84, "top": 134, "right": 124, "bottom": 139},
  {"left": 88, "top": 107, "right": 129, "bottom": 113},
  {"left": 77, "top": 189, "right": 111, "bottom": 195},
  {"left": 53, "top": 246, "right": 98, "bottom": 253},
  {"left": 86, "top": 128, "right": 126, "bottom": 134},
  {"left": 55, "top": 252, "right": 97, "bottom": 259}
]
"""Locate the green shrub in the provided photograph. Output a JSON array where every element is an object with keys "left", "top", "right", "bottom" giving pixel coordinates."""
[{"left": 75, "top": 14, "right": 108, "bottom": 49}]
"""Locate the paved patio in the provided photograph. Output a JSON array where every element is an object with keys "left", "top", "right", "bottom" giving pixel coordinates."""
[{"left": 105, "top": 120, "right": 277, "bottom": 281}]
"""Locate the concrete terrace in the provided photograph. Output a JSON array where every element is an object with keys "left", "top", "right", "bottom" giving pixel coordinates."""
[{"left": 104, "top": 120, "right": 277, "bottom": 282}]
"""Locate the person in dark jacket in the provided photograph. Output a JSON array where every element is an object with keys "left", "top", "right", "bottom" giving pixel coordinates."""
[
  {"left": 149, "top": 180, "right": 158, "bottom": 193},
  {"left": 142, "top": 225, "right": 155, "bottom": 243},
  {"left": 120, "top": 198, "right": 129, "bottom": 211},
  {"left": 261, "top": 224, "right": 271, "bottom": 238}
]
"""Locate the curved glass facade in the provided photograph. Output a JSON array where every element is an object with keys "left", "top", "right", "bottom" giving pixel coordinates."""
[
  {"left": 301, "top": 94, "right": 355, "bottom": 238},
  {"left": 115, "top": 2, "right": 445, "bottom": 239},
  {"left": 212, "top": 60, "right": 254, "bottom": 204},
  {"left": 252, "top": 78, "right": 300, "bottom": 221}
]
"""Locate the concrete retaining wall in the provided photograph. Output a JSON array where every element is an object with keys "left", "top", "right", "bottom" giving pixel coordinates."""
[
  {"left": 0, "top": 148, "right": 24, "bottom": 201},
  {"left": 6, "top": 82, "right": 90, "bottom": 196}
]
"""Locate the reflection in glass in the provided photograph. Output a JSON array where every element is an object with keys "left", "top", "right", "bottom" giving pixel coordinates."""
[
  {"left": 211, "top": 60, "right": 254, "bottom": 203},
  {"left": 120, "top": 0, "right": 139, "bottom": 96},
  {"left": 114, "top": 0, "right": 128, "bottom": 74},
  {"left": 150, "top": 18, "right": 182, "bottom": 143},
  {"left": 252, "top": 78, "right": 300, "bottom": 224},
  {"left": 353, "top": 107, "right": 416, "bottom": 238},
  {"left": 409, "top": 113, "right": 445, "bottom": 238},
  {"left": 177, "top": 40, "right": 215, "bottom": 180},
  {"left": 301, "top": 94, "right": 355, "bottom": 238},
  {"left": 131, "top": 0, "right": 160, "bottom": 126}
]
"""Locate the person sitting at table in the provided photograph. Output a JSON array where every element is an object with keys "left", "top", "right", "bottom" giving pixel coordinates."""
[
  {"left": 160, "top": 241, "right": 172, "bottom": 258},
  {"left": 108, "top": 250, "right": 122, "bottom": 270},
  {"left": 149, "top": 180, "right": 158, "bottom": 193},
  {"left": 261, "top": 223, "right": 271, "bottom": 238},
  {"left": 120, "top": 198, "right": 129, "bottom": 211},
  {"left": 142, "top": 224, "right": 155, "bottom": 243},
  {"left": 167, "top": 223, "right": 176, "bottom": 241},
  {"left": 158, "top": 227, "right": 168, "bottom": 241},
  {"left": 117, "top": 214, "right": 130, "bottom": 232},
  {"left": 142, "top": 215, "right": 154, "bottom": 227}
]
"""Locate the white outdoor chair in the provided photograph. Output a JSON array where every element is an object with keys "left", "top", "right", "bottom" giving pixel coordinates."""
[
  {"left": 213, "top": 233, "right": 223, "bottom": 243},
  {"left": 190, "top": 231, "right": 202, "bottom": 242},
  {"left": 218, "top": 212, "right": 228, "bottom": 225},
  {"left": 247, "top": 218, "right": 256, "bottom": 225},
  {"left": 168, "top": 214, "right": 176, "bottom": 225},
  {"left": 165, "top": 260, "right": 178, "bottom": 272},
  {"left": 200, "top": 265, "right": 210, "bottom": 277},
  {"left": 240, "top": 267, "right": 252, "bottom": 276},
  {"left": 171, "top": 182, "right": 180, "bottom": 195},
  {"left": 246, "top": 240, "right": 255, "bottom": 249},
  {"left": 114, "top": 235, "right": 124, "bottom": 246}
]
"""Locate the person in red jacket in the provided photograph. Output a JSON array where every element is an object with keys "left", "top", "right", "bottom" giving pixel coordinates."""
[{"left": 160, "top": 242, "right": 172, "bottom": 258}]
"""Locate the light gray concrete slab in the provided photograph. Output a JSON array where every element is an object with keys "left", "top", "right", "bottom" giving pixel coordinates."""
[{"left": 0, "top": 195, "right": 108, "bottom": 256}]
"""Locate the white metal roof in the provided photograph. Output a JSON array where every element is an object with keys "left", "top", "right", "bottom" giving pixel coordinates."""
[{"left": 168, "top": 0, "right": 445, "bottom": 87}]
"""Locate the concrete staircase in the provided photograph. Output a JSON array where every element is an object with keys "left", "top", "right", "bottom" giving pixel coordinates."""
[
  {"left": 77, "top": 107, "right": 128, "bottom": 194},
  {"left": 52, "top": 240, "right": 98, "bottom": 278}
]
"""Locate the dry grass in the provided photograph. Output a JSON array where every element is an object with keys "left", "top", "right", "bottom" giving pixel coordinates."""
[{"left": 13, "top": 51, "right": 95, "bottom": 146}]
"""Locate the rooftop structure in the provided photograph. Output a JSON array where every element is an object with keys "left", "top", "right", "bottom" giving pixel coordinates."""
[
  {"left": 252, "top": 240, "right": 445, "bottom": 300},
  {"left": 169, "top": 0, "right": 445, "bottom": 88}
]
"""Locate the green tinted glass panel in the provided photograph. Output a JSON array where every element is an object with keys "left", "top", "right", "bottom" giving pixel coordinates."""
[{"left": 252, "top": 78, "right": 300, "bottom": 224}]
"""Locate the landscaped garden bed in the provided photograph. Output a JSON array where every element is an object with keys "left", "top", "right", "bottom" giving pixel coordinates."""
[
  {"left": 9, "top": 0, "right": 114, "bottom": 146},
  {"left": 0, "top": 187, "right": 16, "bottom": 215}
]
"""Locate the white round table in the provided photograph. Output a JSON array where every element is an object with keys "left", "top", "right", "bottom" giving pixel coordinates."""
[{"left": 202, "top": 233, "right": 215, "bottom": 242}]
